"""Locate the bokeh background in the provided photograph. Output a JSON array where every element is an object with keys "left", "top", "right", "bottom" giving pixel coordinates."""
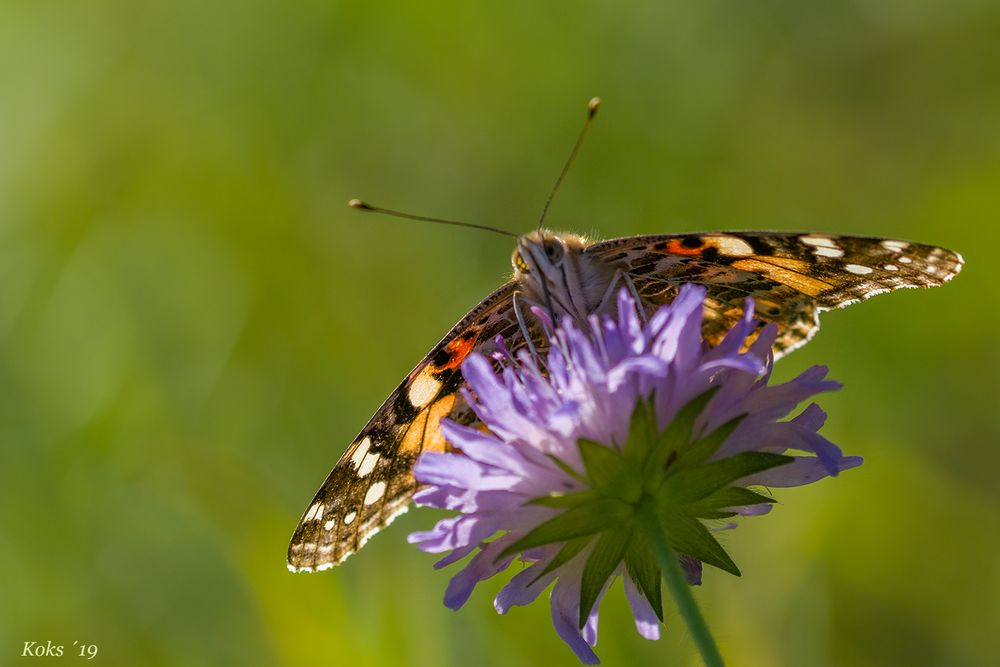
[{"left": 2, "top": 1, "right": 999, "bottom": 665}]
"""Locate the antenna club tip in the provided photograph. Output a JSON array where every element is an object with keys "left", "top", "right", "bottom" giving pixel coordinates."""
[
  {"left": 348, "top": 198, "right": 371, "bottom": 210},
  {"left": 587, "top": 97, "right": 601, "bottom": 116}
]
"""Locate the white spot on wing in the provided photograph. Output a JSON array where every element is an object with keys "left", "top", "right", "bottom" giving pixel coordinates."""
[
  {"left": 881, "top": 240, "right": 909, "bottom": 252},
  {"left": 364, "top": 481, "right": 387, "bottom": 506},
  {"left": 884, "top": 264, "right": 898, "bottom": 271},
  {"left": 408, "top": 370, "right": 442, "bottom": 409},
  {"left": 715, "top": 236, "right": 754, "bottom": 256},
  {"left": 344, "top": 511, "right": 357, "bottom": 525},
  {"left": 814, "top": 246, "right": 844, "bottom": 258},
  {"left": 305, "top": 502, "right": 323, "bottom": 522},
  {"left": 898, "top": 256, "right": 912, "bottom": 264},
  {"left": 350, "top": 437, "right": 372, "bottom": 469},
  {"left": 801, "top": 236, "right": 838, "bottom": 248},
  {"left": 323, "top": 519, "right": 336, "bottom": 531},
  {"left": 846, "top": 264, "right": 874, "bottom": 275},
  {"left": 358, "top": 451, "right": 380, "bottom": 477}
]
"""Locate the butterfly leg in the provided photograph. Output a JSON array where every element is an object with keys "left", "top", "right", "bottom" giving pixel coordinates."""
[
  {"left": 623, "top": 273, "right": 648, "bottom": 324},
  {"left": 512, "top": 292, "right": 542, "bottom": 365},
  {"left": 594, "top": 269, "right": 648, "bottom": 324},
  {"left": 595, "top": 268, "right": 624, "bottom": 309}
]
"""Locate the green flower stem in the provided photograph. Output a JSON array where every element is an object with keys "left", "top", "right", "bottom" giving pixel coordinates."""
[{"left": 638, "top": 499, "right": 725, "bottom": 667}]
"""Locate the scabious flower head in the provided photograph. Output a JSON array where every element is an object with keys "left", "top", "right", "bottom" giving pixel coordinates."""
[{"left": 408, "top": 285, "right": 862, "bottom": 664}]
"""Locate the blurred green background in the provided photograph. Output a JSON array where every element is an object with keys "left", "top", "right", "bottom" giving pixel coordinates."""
[{"left": 2, "top": 1, "right": 998, "bottom": 665}]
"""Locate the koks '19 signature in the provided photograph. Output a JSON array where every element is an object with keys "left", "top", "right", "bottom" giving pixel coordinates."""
[{"left": 22, "top": 640, "right": 98, "bottom": 659}]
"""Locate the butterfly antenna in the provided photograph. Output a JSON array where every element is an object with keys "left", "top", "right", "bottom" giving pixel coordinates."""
[
  {"left": 348, "top": 199, "right": 516, "bottom": 238},
  {"left": 536, "top": 97, "right": 601, "bottom": 233}
]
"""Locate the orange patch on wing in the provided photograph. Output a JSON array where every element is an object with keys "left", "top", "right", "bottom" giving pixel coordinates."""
[
  {"left": 655, "top": 236, "right": 754, "bottom": 258},
  {"left": 398, "top": 393, "right": 457, "bottom": 455},
  {"left": 731, "top": 258, "right": 832, "bottom": 296},
  {"left": 754, "top": 255, "right": 811, "bottom": 271},
  {"left": 435, "top": 332, "right": 480, "bottom": 371},
  {"left": 661, "top": 239, "right": 704, "bottom": 256}
]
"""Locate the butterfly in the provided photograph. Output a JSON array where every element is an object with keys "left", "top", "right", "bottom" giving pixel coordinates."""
[
  {"left": 287, "top": 100, "right": 963, "bottom": 572},
  {"left": 287, "top": 227, "right": 962, "bottom": 571}
]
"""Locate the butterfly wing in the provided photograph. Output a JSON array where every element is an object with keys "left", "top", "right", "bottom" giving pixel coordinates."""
[
  {"left": 586, "top": 232, "right": 962, "bottom": 356},
  {"left": 288, "top": 282, "right": 525, "bottom": 571}
]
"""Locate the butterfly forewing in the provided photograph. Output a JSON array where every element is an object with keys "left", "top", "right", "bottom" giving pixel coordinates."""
[
  {"left": 586, "top": 232, "right": 962, "bottom": 356},
  {"left": 288, "top": 283, "right": 527, "bottom": 571}
]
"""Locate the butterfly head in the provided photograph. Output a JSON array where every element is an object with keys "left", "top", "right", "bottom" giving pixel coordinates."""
[
  {"left": 513, "top": 230, "right": 572, "bottom": 274},
  {"left": 512, "top": 230, "right": 616, "bottom": 321}
]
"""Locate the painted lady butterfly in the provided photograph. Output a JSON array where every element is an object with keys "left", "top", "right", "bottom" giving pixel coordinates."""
[{"left": 287, "top": 100, "right": 962, "bottom": 572}]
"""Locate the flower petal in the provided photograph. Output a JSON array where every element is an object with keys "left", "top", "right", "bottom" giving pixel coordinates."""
[
  {"left": 607, "top": 357, "right": 669, "bottom": 392},
  {"left": 495, "top": 549, "right": 561, "bottom": 613},
  {"left": 741, "top": 455, "right": 863, "bottom": 487},
  {"left": 434, "top": 544, "right": 475, "bottom": 569},
  {"left": 647, "top": 284, "right": 706, "bottom": 368},
  {"left": 729, "top": 503, "right": 773, "bottom": 516},
  {"left": 680, "top": 555, "right": 703, "bottom": 586},
  {"left": 623, "top": 575, "right": 661, "bottom": 640},
  {"left": 462, "top": 353, "right": 550, "bottom": 444},
  {"left": 414, "top": 451, "right": 522, "bottom": 491},
  {"left": 444, "top": 538, "right": 515, "bottom": 610},
  {"left": 550, "top": 570, "right": 601, "bottom": 664},
  {"left": 439, "top": 420, "right": 537, "bottom": 474},
  {"left": 743, "top": 365, "right": 841, "bottom": 419},
  {"left": 408, "top": 514, "right": 500, "bottom": 553}
]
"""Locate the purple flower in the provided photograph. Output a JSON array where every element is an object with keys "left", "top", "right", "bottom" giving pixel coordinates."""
[{"left": 408, "top": 285, "right": 862, "bottom": 664}]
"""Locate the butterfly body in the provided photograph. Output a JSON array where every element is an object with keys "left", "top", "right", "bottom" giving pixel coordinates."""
[{"left": 287, "top": 229, "right": 961, "bottom": 572}]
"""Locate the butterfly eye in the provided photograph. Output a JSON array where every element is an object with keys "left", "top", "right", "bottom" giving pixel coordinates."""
[
  {"left": 543, "top": 240, "right": 564, "bottom": 264},
  {"left": 513, "top": 250, "right": 530, "bottom": 274}
]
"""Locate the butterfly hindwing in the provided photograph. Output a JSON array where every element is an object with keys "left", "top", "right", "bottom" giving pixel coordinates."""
[
  {"left": 586, "top": 232, "right": 962, "bottom": 356},
  {"left": 288, "top": 283, "right": 524, "bottom": 571}
]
